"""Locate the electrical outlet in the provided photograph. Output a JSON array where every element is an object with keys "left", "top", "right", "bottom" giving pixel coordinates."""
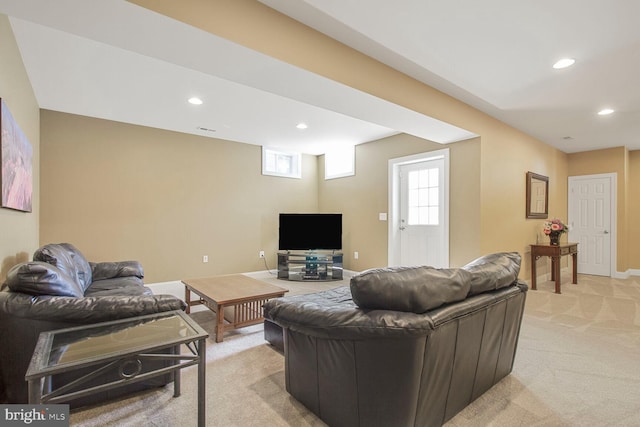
[
  {"left": 354, "top": 251, "right": 359, "bottom": 260},
  {"left": 203, "top": 255, "right": 209, "bottom": 263},
  {"left": 259, "top": 251, "right": 265, "bottom": 258}
]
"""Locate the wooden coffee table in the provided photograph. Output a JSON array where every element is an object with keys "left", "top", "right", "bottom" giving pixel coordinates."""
[{"left": 182, "top": 274, "right": 288, "bottom": 342}]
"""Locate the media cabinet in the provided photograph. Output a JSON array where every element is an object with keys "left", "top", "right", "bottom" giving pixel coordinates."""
[{"left": 277, "top": 251, "right": 343, "bottom": 281}]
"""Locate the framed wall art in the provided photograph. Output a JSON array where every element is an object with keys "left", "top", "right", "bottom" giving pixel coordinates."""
[
  {"left": 1, "top": 98, "right": 33, "bottom": 212},
  {"left": 526, "top": 171, "right": 548, "bottom": 219}
]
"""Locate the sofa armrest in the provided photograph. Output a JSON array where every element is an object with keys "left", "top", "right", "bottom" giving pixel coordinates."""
[
  {"left": 90, "top": 261, "right": 144, "bottom": 281},
  {"left": 427, "top": 281, "right": 527, "bottom": 327},
  {"left": 0, "top": 292, "right": 185, "bottom": 324}
]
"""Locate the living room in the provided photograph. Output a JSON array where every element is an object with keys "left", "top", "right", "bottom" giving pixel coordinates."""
[
  {"left": 3, "top": 1, "right": 640, "bottom": 284},
  {"left": 2, "top": 1, "right": 640, "bottom": 426}
]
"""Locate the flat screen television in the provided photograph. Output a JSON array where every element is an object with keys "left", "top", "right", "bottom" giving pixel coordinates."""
[{"left": 278, "top": 213, "right": 342, "bottom": 251}]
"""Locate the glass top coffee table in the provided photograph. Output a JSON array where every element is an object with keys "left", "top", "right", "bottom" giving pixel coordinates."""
[{"left": 26, "top": 310, "right": 208, "bottom": 427}]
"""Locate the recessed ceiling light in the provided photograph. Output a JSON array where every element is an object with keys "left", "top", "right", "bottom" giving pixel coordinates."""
[
  {"left": 553, "top": 58, "right": 576, "bottom": 69},
  {"left": 296, "top": 123, "right": 308, "bottom": 130},
  {"left": 188, "top": 97, "right": 203, "bottom": 105},
  {"left": 597, "top": 108, "right": 614, "bottom": 116}
]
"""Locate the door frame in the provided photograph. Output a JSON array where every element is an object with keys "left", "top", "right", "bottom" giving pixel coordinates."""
[
  {"left": 567, "top": 173, "right": 617, "bottom": 277},
  {"left": 388, "top": 148, "right": 450, "bottom": 267}
]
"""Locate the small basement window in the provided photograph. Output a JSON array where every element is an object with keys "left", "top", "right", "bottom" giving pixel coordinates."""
[
  {"left": 262, "top": 147, "right": 301, "bottom": 179},
  {"left": 325, "top": 145, "right": 355, "bottom": 180}
]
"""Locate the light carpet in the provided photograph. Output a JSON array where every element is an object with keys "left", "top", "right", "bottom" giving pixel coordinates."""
[{"left": 70, "top": 273, "right": 640, "bottom": 426}]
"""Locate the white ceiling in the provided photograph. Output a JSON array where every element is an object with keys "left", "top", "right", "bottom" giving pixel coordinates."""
[
  {"left": 260, "top": 0, "right": 640, "bottom": 154},
  {"left": 1, "top": 0, "right": 639, "bottom": 155}
]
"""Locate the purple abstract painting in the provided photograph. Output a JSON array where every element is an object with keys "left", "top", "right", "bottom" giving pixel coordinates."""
[{"left": 1, "top": 98, "right": 32, "bottom": 212}]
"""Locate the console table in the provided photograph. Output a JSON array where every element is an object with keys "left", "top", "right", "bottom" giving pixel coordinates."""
[{"left": 530, "top": 243, "right": 578, "bottom": 294}]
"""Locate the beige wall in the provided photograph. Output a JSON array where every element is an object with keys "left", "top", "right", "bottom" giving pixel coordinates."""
[
  {"left": 42, "top": 112, "right": 566, "bottom": 281},
  {"left": 568, "top": 147, "right": 629, "bottom": 272},
  {"left": 319, "top": 130, "right": 569, "bottom": 279},
  {"left": 480, "top": 127, "right": 570, "bottom": 278},
  {"left": 318, "top": 134, "right": 481, "bottom": 272},
  {"left": 0, "top": 15, "right": 40, "bottom": 282},
  {"left": 7, "top": 3, "right": 614, "bottom": 285},
  {"left": 40, "top": 111, "right": 318, "bottom": 283},
  {"left": 40, "top": 111, "right": 484, "bottom": 280},
  {"left": 131, "top": 0, "right": 572, "bottom": 282}
]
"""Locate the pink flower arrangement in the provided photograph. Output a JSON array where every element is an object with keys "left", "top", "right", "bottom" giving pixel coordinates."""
[{"left": 543, "top": 219, "right": 568, "bottom": 235}]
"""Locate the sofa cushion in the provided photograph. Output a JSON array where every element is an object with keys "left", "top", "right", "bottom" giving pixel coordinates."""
[
  {"left": 85, "top": 276, "right": 151, "bottom": 297},
  {"left": 90, "top": 261, "right": 144, "bottom": 281},
  {"left": 34, "top": 243, "right": 93, "bottom": 292},
  {"left": 350, "top": 266, "right": 472, "bottom": 313},
  {"left": 4, "top": 261, "right": 84, "bottom": 297},
  {"left": 462, "top": 252, "right": 522, "bottom": 296}
]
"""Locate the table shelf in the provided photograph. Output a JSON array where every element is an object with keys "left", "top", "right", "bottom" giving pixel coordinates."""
[
  {"left": 530, "top": 243, "right": 578, "bottom": 293},
  {"left": 277, "top": 251, "right": 343, "bottom": 281}
]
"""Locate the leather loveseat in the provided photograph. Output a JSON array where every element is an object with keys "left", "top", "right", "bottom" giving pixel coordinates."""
[
  {"left": 0, "top": 243, "right": 186, "bottom": 406},
  {"left": 263, "top": 252, "right": 527, "bottom": 427}
]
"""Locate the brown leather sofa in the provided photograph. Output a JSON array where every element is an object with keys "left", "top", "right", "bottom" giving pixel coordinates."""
[
  {"left": 0, "top": 243, "right": 186, "bottom": 406},
  {"left": 264, "top": 252, "right": 527, "bottom": 427}
]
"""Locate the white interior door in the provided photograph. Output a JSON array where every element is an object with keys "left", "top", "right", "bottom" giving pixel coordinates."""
[
  {"left": 568, "top": 174, "right": 614, "bottom": 276},
  {"left": 398, "top": 158, "right": 447, "bottom": 267}
]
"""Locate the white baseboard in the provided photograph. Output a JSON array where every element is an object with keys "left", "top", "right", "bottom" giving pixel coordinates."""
[
  {"left": 533, "top": 266, "right": 640, "bottom": 281},
  {"left": 614, "top": 269, "right": 640, "bottom": 279},
  {"left": 146, "top": 269, "right": 359, "bottom": 291},
  {"left": 146, "top": 280, "right": 208, "bottom": 313},
  {"left": 146, "top": 280, "right": 183, "bottom": 295}
]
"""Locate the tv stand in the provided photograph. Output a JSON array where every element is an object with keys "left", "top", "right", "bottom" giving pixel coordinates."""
[{"left": 277, "top": 251, "right": 343, "bottom": 281}]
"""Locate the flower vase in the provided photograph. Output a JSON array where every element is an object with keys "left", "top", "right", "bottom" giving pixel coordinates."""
[{"left": 549, "top": 233, "right": 560, "bottom": 246}]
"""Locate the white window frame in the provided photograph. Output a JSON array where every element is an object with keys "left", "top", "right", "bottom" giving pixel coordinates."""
[
  {"left": 262, "top": 146, "right": 301, "bottom": 179},
  {"left": 325, "top": 145, "right": 355, "bottom": 180}
]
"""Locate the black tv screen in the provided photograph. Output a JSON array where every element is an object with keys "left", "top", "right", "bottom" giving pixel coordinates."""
[{"left": 279, "top": 213, "right": 342, "bottom": 251}]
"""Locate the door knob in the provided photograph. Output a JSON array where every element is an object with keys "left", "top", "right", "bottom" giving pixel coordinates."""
[{"left": 603, "top": 230, "right": 609, "bottom": 234}]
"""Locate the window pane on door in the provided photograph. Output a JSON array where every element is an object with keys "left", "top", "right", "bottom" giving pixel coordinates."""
[{"left": 407, "top": 168, "right": 439, "bottom": 225}]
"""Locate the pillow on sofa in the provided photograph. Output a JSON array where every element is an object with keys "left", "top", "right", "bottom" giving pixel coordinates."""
[
  {"left": 4, "top": 262, "right": 84, "bottom": 297},
  {"left": 350, "top": 266, "right": 471, "bottom": 313},
  {"left": 90, "top": 261, "right": 144, "bottom": 281},
  {"left": 462, "top": 252, "right": 522, "bottom": 296},
  {"left": 34, "top": 243, "right": 93, "bottom": 292}
]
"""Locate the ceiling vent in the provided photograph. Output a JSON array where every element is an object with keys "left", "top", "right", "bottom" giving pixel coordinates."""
[{"left": 197, "top": 127, "right": 216, "bottom": 133}]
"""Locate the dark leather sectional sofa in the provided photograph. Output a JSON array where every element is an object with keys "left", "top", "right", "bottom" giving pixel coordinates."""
[
  {"left": 264, "top": 252, "right": 527, "bottom": 427},
  {"left": 0, "top": 243, "right": 186, "bottom": 406}
]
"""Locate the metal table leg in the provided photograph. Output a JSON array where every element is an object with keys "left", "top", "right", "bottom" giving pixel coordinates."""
[{"left": 198, "top": 337, "right": 206, "bottom": 427}]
